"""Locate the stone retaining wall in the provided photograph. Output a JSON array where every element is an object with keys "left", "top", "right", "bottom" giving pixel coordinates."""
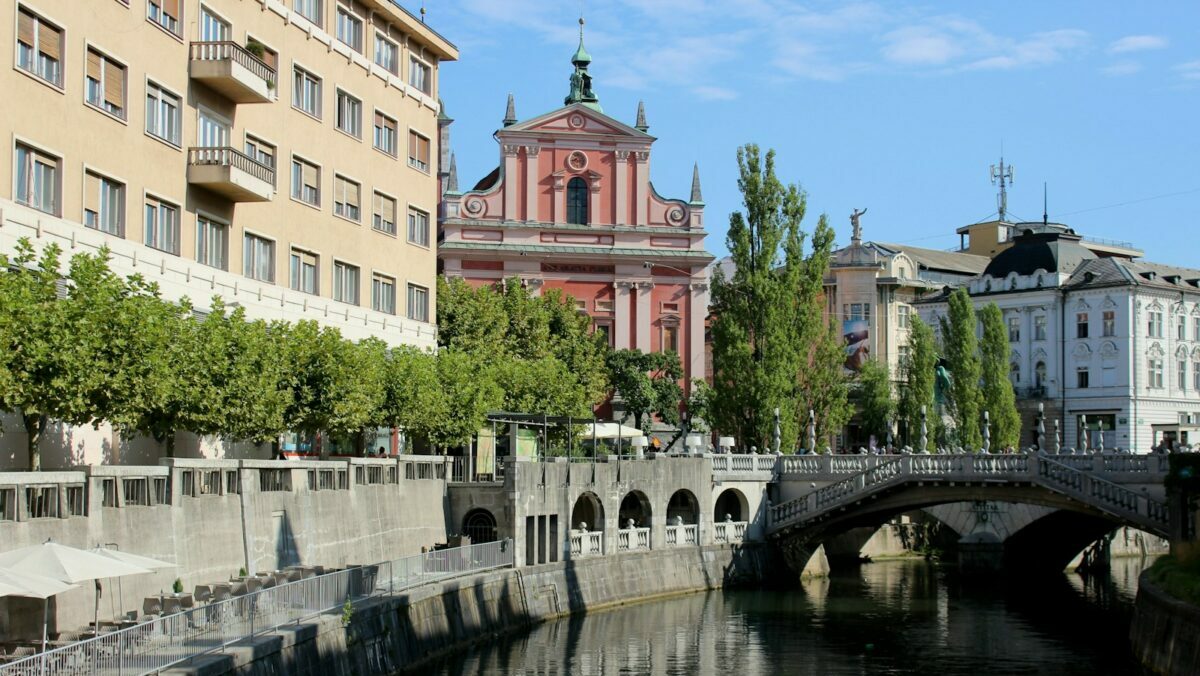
[
  {"left": 1130, "top": 571, "right": 1200, "bottom": 676},
  {"left": 163, "top": 544, "right": 783, "bottom": 676}
]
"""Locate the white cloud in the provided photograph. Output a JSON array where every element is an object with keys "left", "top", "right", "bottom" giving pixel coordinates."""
[
  {"left": 1108, "top": 35, "right": 1169, "bottom": 54},
  {"left": 1101, "top": 61, "right": 1142, "bottom": 76},
  {"left": 1178, "top": 61, "right": 1200, "bottom": 80},
  {"left": 882, "top": 26, "right": 963, "bottom": 65},
  {"left": 692, "top": 86, "right": 739, "bottom": 101},
  {"left": 963, "top": 29, "right": 1089, "bottom": 70}
]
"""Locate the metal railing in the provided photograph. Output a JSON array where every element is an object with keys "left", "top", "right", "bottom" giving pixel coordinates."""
[
  {"left": 189, "top": 41, "right": 277, "bottom": 86},
  {"left": 448, "top": 456, "right": 505, "bottom": 484},
  {"left": 187, "top": 146, "right": 275, "bottom": 186},
  {"left": 0, "top": 540, "right": 512, "bottom": 676}
]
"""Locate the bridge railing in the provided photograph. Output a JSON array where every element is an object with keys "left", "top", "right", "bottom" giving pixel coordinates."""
[
  {"left": 714, "top": 521, "right": 748, "bottom": 543},
  {"left": 665, "top": 524, "right": 699, "bottom": 546},
  {"left": 617, "top": 527, "right": 651, "bottom": 551}
]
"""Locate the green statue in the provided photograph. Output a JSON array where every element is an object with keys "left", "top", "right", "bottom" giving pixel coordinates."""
[{"left": 934, "top": 358, "right": 952, "bottom": 405}]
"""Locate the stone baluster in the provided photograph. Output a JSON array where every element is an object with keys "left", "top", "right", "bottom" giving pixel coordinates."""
[
  {"left": 982, "top": 411, "right": 991, "bottom": 454},
  {"left": 1054, "top": 419, "right": 1062, "bottom": 454},
  {"left": 920, "top": 405, "right": 928, "bottom": 454}
]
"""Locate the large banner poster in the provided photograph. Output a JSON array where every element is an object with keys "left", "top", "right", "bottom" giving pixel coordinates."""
[
  {"left": 475, "top": 427, "right": 496, "bottom": 475},
  {"left": 844, "top": 319, "right": 870, "bottom": 371}
]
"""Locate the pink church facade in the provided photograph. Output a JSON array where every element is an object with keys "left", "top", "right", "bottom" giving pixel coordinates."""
[{"left": 438, "top": 36, "right": 713, "bottom": 397}]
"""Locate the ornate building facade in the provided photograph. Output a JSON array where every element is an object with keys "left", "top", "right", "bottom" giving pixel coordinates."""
[{"left": 438, "top": 27, "right": 713, "bottom": 396}]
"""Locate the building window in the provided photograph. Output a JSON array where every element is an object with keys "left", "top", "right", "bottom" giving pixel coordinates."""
[
  {"left": 333, "top": 175, "right": 360, "bottom": 221},
  {"left": 332, "top": 261, "right": 359, "bottom": 304},
  {"left": 374, "top": 32, "right": 398, "bottom": 74},
  {"left": 373, "top": 111, "right": 397, "bottom": 156},
  {"left": 1149, "top": 311, "right": 1164, "bottom": 338},
  {"left": 1034, "top": 315, "right": 1047, "bottom": 341},
  {"left": 197, "top": 109, "right": 229, "bottom": 148},
  {"left": 294, "top": 0, "right": 321, "bottom": 26},
  {"left": 1010, "top": 362, "right": 1020, "bottom": 385},
  {"left": 662, "top": 324, "right": 679, "bottom": 354},
  {"left": 147, "top": 0, "right": 181, "bottom": 35},
  {"left": 1180, "top": 316, "right": 1188, "bottom": 341},
  {"left": 407, "top": 283, "right": 428, "bottom": 322},
  {"left": 145, "top": 82, "right": 181, "bottom": 145},
  {"left": 574, "top": 299, "right": 587, "bottom": 312},
  {"left": 335, "top": 89, "right": 361, "bottom": 138},
  {"left": 1035, "top": 361, "right": 1047, "bottom": 388},
  {"left": 407, "top": 207, "right": 429, "bottom": 247},
  {"left": 196, "top": 216, "right": 227, "bottom": 270},
  {"left": 409, "top": 57, "right": 430, "bottom": 95},
  {"left": 1103, "top": 310, "right": 1116, "bottom": 337},
  {"left": 897, "top": 305, "right": 910, "bottom": 329},
  {"left": 143, "top": 196, "right": 179, "bottom": 253},
  {"left": 243, "top": 233, "right": 274, "bottom": 282},
  {"left": 372, "top": 274, "right": 395, "bottom": 314},
  {"left": 373, "top": 192, "right": 396, "bottom": 235},
  {"left": 292, "top": 66, "right": 321, "bottom": 118},
  {"left": 566, "top": 176, "right": 588, "bottom": 225},
  {"left": 1075, "top": 312, "right": 1088, "bottom": 339},
  {"left": 1149, "top": 358, "right": 1164, "bottom": 389},
  {"left": 407, "top": 130, "right": 430, "bottom": 172},
  {"left": 1195, "top": 318, "right": 1200, "bottom": 343},
  {"left": 85, "top": 48, "right": 126, "bottom": 118},
  {"left": 844, "top": 303, "right": 871, "bottom": 322},
  {"left": 199, "top": 6, "right": 230, "bottom": 41},
  {"left": 15, "top": 142, "right": 59, "bottom": 215},
  {"left": 84, "top": 171, "right": 125, "bottom": 236},
  {"left": 1194, "top": 361, "right": 1200, "bottom": 392},
  {"left": 1076, "top": 368, "right": 1089, "bottom": 389},
  {"left": 16, "top": 7, "right": 63, "bottom": 87},
  {"left": 244, "top": 135, "right": 276, "bottom": 178},
  {"left": 290, "top": 249, "right": 318, "bottom": 295},
  {"left": 595, "top": 299, "right": 614, "bottom": 313},
  {"left": 291, "top": 156, "right": 320, "bottom": 206},
  {"left": 1181, "top": 360, "right": 1189, "bottom": 391},
  {"left": 335, "top": 6, "right": 362, "bottom": 52},
  {"left": 1007, "top": 316, "right": 1020, "bottom": 342},
  {"left": 594, "top": 322, "right": 613, "bottom": 347}
]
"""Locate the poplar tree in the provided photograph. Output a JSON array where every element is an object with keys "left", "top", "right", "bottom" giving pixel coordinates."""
[
  {"left": 898, "top": 315, "right": 937, "bottom": 446},
  {"left": 710, "top": 144, "right": 845, "bottom": 452},
  {"left": 979, "top": 303, "right": 1021, "bottom": 449},
  {"left": 857, "top": 358, "right": 894, "bottom": 445},
  {"left": 945, "top": 288, "right": 983, "bottom": 449}
]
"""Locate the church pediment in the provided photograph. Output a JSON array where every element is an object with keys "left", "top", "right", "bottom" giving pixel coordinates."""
[{"left": 503, "top": 103, "right": 652, "bottom": 140}]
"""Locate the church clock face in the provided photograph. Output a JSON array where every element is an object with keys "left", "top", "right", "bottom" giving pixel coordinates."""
[{"left": 566, "top": 150, "right": 588, "bottom": 172}]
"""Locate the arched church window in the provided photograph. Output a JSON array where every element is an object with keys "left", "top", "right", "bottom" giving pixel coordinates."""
[{"left": 567, "top": 176, "right": 588, "bottom": 225}]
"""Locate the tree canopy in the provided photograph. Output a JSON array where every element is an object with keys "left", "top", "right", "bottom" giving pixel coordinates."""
[
  {"left": 979, "top": 303, "right": 1021, "bottom": 450},
  {"left": 943, "top": 288, "right": 984, "bottom": 449}
]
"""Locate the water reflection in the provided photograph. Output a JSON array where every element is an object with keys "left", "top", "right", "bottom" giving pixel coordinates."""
[{"left": 424, "top": 557, "right": 1154, "bottom": 676}]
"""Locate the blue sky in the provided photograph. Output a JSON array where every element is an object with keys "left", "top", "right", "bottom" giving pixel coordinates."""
[{"left": 410, "top": 1, "right": 1200, "bottom": 266}]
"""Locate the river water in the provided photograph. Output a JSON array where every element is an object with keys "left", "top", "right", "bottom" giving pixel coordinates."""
[{"left": 426, "top": 557, "right": 1153, "bottom": 675}]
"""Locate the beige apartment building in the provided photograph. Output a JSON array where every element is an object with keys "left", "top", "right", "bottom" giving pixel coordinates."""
[
  {"left": 0, "top": 0, "right": 456, "bottom": 466},
  {"left": 1, "top": 0, "right": 455, "bottom": 347}
]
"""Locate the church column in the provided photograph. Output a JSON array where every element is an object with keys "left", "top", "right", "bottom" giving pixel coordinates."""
[
  {"left": 590, "top": 179, "right": 602, "bottom": 226},
  {"left": 688, "top": 282, "right": 708, "bottom": 392},
  {"left": 636, "top": 281, "right": 653, "bottom": 352},
  {"left": 614, "top": 150, "right": 629, "bottom": 226},
  {"left": 502, "top": 144, "right": 520, "bottom": 221},
  {"left": 524, "top": 146, "right": 540, "bottom": 222},
  {"left": 633, "top": 151, "right": 649, "bottom": 226},
  {"left": 614, "top": 281, "right": 634, "bottom": 350},
  {"left": 552, "top": 174, "right": 566, "bottom": 223}
]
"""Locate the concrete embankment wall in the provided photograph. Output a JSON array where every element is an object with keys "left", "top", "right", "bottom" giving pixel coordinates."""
[
  {"left": 1130, "top": 572, "right": 1200, "bottom": 676},
  {"left": 164, "top": 544, "right": 783, "bottom": 676}
]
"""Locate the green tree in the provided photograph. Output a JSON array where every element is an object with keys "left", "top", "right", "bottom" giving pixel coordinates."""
[
  {"left": 426, "top": 350, "right": 503, "bottom": 449},
  {"left": 857, "top": 358, "right": 894, "bottom": 444},
  {"left": 979, "top": 303, "right": 1021, "bottom": 449},
  {"left": 898, "top": 315, "right": 937, "bottom": 446},
  {"left": 605, "top": 349, "right": 685, "bottom": 430},
  {"left": 709, "top": 145, "right": 844, "bottom": 452},
  {"left": 945, "top": 288, "right": 983, "bottom": 449}
]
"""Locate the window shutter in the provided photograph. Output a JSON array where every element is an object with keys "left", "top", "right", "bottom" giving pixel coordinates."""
[
  {"left": 374, "top": 111, "right": 384, "bottom": 129},
  {"left": 17, "top": 10, "right": 34, "bottom": 46},
  {"left": 104, "top": 60, "right": 124, "bottom": 107},
  {"left": 347, "top": 181, "right": 360, "bottom": 209},
  {"left": 84, "top": 173, "right": 100, "bottom": 216},
  {"left": 87, "top": 49, "right": 102, "bottom": 81},
  {"left": 38, "top": 22, "right": 61, "bottom": 60},
  {"left": 261, "top": 48, "right": 277, "bottom": 71},
  {"left": 302, "top": 162, "right": 317, "bottom": 188},
  {"left": 418, "top": 135, "right": 430, "bottom": 164},
  {"left": 373, "top": 192, "right": 385, "bottom": 216},
  {"left": 162, "top": 0, "right": 181, "bottom": 20}
]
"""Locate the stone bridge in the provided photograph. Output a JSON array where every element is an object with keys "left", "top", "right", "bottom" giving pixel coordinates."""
[{"left": 767, "top": 453, "right": 1170, "bottom": 572}]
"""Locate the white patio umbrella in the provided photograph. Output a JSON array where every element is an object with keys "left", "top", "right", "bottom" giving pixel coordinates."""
[
  {"left": 0, "top": 569, "right": 76, "bottom": 654},
  {"left": 0, "top": 541, "right": 151, "bottom": 641},
  {"left": 580, "top": 422, "right": 644, "bottom": 439},
  {"left": 90, "top": 547, "right": 175, "bottom": 621}
]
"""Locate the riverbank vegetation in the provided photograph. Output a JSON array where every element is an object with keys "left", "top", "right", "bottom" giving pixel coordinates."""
[{"left": 1146, "top": 544, "right": 1200, "bottom": 606}]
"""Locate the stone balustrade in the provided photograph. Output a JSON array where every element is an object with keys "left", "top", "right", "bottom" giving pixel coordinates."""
[
  {"left": 617, "top": 527, "right": 651, "bottom": 552},
  {"left": 569, "top": 529, "right": 603, "bottom": 557},
  {"left": 665, "top": 524, "right": 699, "bottom": 546},
  {"left": 714, "top": 521, "right": 747, "bottom": 544}
]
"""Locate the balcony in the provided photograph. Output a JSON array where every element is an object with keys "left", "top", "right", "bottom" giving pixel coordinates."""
[
  {"left": 189, "top": 41, "right": 276, "bottom": 103},
  {"left": 187, "top": 147, "right": 275, "bottom": 202}
]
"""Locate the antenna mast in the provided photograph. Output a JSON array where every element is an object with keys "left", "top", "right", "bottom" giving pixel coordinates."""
[{"left": 990, "top": 154, "right": 1014, "bottom": 222}]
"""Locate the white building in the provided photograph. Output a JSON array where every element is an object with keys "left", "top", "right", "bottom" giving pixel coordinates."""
[{"left": 916, "top": 225, "right": 1200, "bottom": 452}]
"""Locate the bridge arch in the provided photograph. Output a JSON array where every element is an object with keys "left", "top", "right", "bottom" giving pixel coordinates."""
[
  {"left": 571, "top": 491, "right": 604, "bottom": 531},
  {"left": 714, "top": 488, "right": 748, "bottom": 522},
  {"left": 1002, "top": 509, "right": 1123, "bottom": 572},
  {"left": 666, "top": 489, "right": 700, "bottom": 525},
  {"left": 619, "top": 490, "right": 652, "bottom": 528},
  {"left": 461, "top": 508, "right": 498, "bottom": 544}
]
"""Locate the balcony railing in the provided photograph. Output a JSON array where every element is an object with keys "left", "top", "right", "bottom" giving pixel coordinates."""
[
  {"left": 188, "top": 147, "right": 274, "bottom": 185},
  {"left": 569, "top": 529, "right": 603, "bottom": 557},
  {"left": 189, "top": 41, "right": 276, "bottom": 103}
]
